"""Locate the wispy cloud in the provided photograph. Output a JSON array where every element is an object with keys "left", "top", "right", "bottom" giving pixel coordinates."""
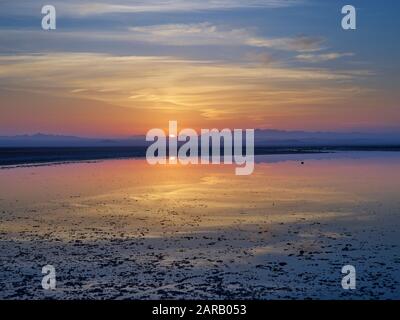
[
  {"left": 0, "top": 53, "right": 371, "bottom": 116},
  {"left": 0, "top": 50, "right": 379, "bottom": 134},
  {"left": 247, "top": 35, "right": 325, "bottom": 52},
  {"left": 70, "top": 0, "right": 304, "bottom": 15},
  {"left": 129, "top": 22, "right": 324, "bottom": 52},
  {"left": 0, "top": 23, "right": 324, "bottom": 54},
  {"left": 296, "top": 52, "right": 355, "bottom": 63},
  {"left": 1, "top": 0, "right": 305, "bottom": 16}
]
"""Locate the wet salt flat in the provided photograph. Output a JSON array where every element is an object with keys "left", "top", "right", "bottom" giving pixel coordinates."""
[{"left": 0, "top": 152, "right": 400, "bottom": 299}]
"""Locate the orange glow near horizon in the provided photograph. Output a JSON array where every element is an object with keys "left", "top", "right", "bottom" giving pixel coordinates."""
[{"left": 0, "top": 52, "right": 399, "bottom": 137}]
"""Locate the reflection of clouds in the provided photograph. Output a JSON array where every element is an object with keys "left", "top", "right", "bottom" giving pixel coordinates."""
[
  {"left": 2, "top": 156, "right": 400, "bottom": 298},
  {"left": 200, "top": 176, "right": 226, "bottom": 185}
]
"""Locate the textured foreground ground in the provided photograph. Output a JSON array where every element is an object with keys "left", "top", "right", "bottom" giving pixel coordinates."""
[{"left": 1, "top": 153, "right": 400, "bottom": 299}]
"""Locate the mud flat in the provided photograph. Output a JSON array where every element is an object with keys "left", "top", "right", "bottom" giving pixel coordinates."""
[{"left": 0, "top": 152, "right": 399, "bottom": 299}]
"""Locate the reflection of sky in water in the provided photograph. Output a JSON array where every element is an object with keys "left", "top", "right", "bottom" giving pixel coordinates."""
[
  {"left": 1, "top": 152, "right": 400, "bottom": 299},
  {"left": 1, "top": 151, "right": 400, "bottom": 207},
  {"left": 255, "top": 151, "right": 400, "bottom": 163}
]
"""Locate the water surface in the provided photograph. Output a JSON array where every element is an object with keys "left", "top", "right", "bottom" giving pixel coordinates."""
[{"left": 0, "top": 152, "right": 399, "bottom": 299}]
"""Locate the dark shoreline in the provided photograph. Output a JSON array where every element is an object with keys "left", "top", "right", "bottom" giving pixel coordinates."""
[{"left": 1, "top": 146, "right": 400, "bottom": 166}]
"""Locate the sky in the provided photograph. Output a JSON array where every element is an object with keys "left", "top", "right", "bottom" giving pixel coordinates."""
[{"left": 0, "top": 0, "right": 399, "bottom": 137}]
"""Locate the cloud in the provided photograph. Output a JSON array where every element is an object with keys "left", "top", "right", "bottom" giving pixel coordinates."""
[
  {"left": 296, "top": 52, "right": 355, "bottom": 63},
  {"left": 244, "top": 52, "right": 276, "bottom": 65},
  {"left": 129, "top": 23, "right": 324, "bottom": 52},
  {"left": 0, "top": 0, "right": 305, "bottom": 16},
  {"left": 247, "top": 35, "right": 325, "bottom": 52},
  {"left": 0, "top": 22, "right": 326, "bottom": 58},
  {"left": 129, "top": 23, "right": 247, "bottom": 46},
  {"left": 0, "top": 23, "right": 324, "bottom": 53},
  {"left": 0, "top": 53, "right": 371, "bottom": 117},
  {"left": 70, "top": 0, "right": 304, "bottom": 15}
]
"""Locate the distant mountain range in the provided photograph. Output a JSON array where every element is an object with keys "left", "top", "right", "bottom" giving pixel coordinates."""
[
  {"left": 253, "top": 129, "right": 400, "bottom": 146},
  {"left": 0, "top": 133, "right": 146, "bottom": 147},
  {"left": 0, "top": 130, "right": 400, "bottom": 147}
]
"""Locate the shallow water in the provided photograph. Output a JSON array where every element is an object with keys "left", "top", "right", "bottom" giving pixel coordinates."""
[{"left": 0, "top": 152, "right": 399, "bottom": 299}]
